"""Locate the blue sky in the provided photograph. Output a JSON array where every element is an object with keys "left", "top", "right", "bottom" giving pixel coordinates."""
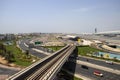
[{"left": 0, "top": 0, "right": 120, "bottom": 33}]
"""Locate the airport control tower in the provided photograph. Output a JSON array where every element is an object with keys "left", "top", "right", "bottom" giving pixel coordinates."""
[{"left": 95, "top": 28, "right": 97, "bottom": 33}]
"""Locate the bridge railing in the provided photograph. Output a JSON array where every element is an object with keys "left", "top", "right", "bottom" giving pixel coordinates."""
[{"left": 7, "top": 45, "right": 70, "bottom": 80}]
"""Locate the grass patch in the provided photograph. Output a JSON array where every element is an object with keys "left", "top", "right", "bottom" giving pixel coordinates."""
[
  {"left": 88, "top": 55, "right": 120, "bottom": 62},
  {"left": 74, "top": 77, "right": 83, "bottom": 80},
  {"left": 77, "top": 46, "right": 120, "bottom": 62},
  {"left": 0, "top": 40, "right": 38, "bottom": 67},
  {"left": 77, "top": 46, "right": 102, "bottom": 56},
  {"left": 14, "top": 59, "right": 32, "bottom": 66},
  {"left": 44, "top": 46, "right": 64, "bottom": 51}
]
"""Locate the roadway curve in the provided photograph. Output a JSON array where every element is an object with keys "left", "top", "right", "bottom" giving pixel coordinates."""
[
  {"left": 101, "top": 44, "right": 120, "bottom": 53},
  {"left": 17, "top": 39, "right": 48, "bottom": 58}
]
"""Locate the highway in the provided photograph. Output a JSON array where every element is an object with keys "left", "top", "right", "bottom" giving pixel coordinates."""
[
  {"left": 29, "top": 49, "right": 47, "bottom": 58},
  {"left": 77, "top": 56, "right": 120, "bottom": 70},
  {"left": 18, "top": 39, "right": 28, "bottom": 51},
  {"left": 18, "top": 39, "right": 47, "bottom": 58},
  {"left": 63, "top": 61, "right": 120, "bottom": 80}
]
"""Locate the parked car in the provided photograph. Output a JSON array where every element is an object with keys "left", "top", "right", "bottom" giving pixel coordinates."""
[{"left": 93, "top": 70, "right": 103, "bottom": 77}]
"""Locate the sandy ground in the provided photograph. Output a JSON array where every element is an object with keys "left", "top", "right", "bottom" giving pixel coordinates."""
[
  {"left": 0, "top": 56, "right": 22, "bottom": 70},
  {"left": 0, "top": 56, "right": 21, "bottom": 80},
  {"left": 0, "top": 56, "right": 8, "bottom": 65}
]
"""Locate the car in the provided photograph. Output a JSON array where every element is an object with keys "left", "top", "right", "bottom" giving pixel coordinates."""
[
  {"left": 93, "top": 70, "right": 103, "bottom": 77},
  {"left": 86, "top": 59, "right": 89, "bottom": 61},
  {"left": 105, "top": 61, "right": 113, "bottom": 64},
  {"left": 81, "top": 65, "right": 88, "bottom": 69},
  {"left": 76, "top": 57, "right": 79, "bottom": 60}
]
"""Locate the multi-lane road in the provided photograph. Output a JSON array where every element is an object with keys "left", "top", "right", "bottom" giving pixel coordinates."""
[
  {"left": 63, "top": 61, "right": 120, "bottom": 80},
  {"left": 77, "top": 56, "right": 120, "bottom": 70},
  {"left": 75, "top": 63, "right": 120, "bottom": 80},
  {"left": 18, "top": 39, "right": 48, "bottom": 58}
]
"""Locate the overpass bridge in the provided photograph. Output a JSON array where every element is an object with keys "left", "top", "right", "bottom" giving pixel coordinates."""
[{"left": 7, "top": 45, "right": 76, "bottom": 80}]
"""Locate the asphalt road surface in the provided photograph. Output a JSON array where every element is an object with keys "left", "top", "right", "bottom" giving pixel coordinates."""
[
  {"left": 18, "top": 39, "right": 29, "bottom": 51},
  {"left": 77, "top": 56, "right": 120, "bottom": 70},
  {"left": 63, "top": 61, "right": 120, "bottom": 80},
  {"left": 0, "top": 67, "right": 18, "bottom": 76},
  {"left": 0, "top": 65, "right": 19, "bottom": 79},
  {"left": 29, "top": 49, "right": 47, "bottom": 58},
  {"left": 18, "top": 39, "right": 48, "bottom": 58}
]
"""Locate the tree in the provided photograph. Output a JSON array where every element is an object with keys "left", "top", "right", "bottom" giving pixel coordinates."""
[
  {"left": 5, "top": 51, "right": 14, "bottom": 62},
  {"left": 113, "top": 57, "right": 117, "bottom": 61},
  {"left": 100, "top": 54, "right": 103, "bottom": 58},
  {"left": 0, "top": 43, "right": 6, "bottom": 56},
  {"left": 25, "top": 50, "right": 29, "bottom": 56}
]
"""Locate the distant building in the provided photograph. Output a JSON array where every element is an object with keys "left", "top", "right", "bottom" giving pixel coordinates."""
[
  {"left": 0, "top": 34, "right": 5, "bottom": 40},
  {"left": 96, "top": 30, "right": 120, "bottom": 37},
  {"left": 5, "top": 34, "right": 15, "bottom": 40},
  {"left": 58, "top": 35, "right": 80, "bottom": 41}
]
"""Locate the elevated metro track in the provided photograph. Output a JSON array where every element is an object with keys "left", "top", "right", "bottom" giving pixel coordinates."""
[{"left": 7, "top": 45, "right": 76, "bottom": 80}]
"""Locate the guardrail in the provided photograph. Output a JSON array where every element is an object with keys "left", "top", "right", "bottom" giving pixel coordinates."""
[{"left": 7, "top": 45, "right": 75, "bottom": 80}]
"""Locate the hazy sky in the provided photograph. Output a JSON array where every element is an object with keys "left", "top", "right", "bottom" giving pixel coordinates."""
[{"left": 0, "top": 0, "right": 120, "bottom": 34}]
